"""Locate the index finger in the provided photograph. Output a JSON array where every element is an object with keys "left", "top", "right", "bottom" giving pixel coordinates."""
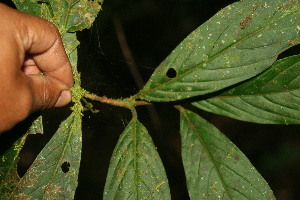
[{"left": 11, "top": 5, "right": 73, "bottom": 87}]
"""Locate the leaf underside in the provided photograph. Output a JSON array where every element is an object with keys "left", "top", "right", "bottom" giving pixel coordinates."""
[
  {"left": 0, "top": 117, "right": 43, "bottom": 199},
  {"left": 193, "top": 55, "right": 300, "bottom": 124},
  {"left": 178, "top": 107, "right": 275, "bottom": 200},
  {"left": 139, "top": 0, "right": 300, "bottom": 102},
  {"left": 10, "top": 113, "right": 82, "bottom": 200},
  {"left": 0, "top": 136, "right": 25, "bottom": 200},
  {"left": 103, "top": 118, "right": 171, "bottom": 200}
]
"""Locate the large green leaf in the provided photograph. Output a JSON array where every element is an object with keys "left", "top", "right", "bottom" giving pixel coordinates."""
[
  {"left": 178, "top": 107, "right": 275, "bottom": 199},
  {"left": 138, "top": 0, "right": 300, "bottom": 102},
  {"left": 0, "top": 116, "right": 43, "bottom": 199},
  {"left": 193, "top": 55, "right": 300, "bottom": 124},
  {"left": 9, "top": 113, "right": 82, "bottom": 200},
  {"left": 103, "top": 118, "right": 171, "bottom": 200}
]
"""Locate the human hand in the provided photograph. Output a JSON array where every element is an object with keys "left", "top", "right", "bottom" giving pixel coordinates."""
[{"left": 0, "top": 4, "right": 73, "bottom": 133}]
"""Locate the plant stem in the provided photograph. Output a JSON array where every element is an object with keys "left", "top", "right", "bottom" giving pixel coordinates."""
[{"left": 85, "top": 93, "right": 151, "bottom": 109}]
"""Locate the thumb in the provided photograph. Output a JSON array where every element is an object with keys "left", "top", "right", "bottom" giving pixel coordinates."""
[{"left": 28, "top": 75, "right": 72, "bottom": 111}]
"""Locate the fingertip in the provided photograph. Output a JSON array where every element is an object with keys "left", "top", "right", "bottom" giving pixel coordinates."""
[{"left": 54, "top": 90, "right": 72, "bottom": 107}]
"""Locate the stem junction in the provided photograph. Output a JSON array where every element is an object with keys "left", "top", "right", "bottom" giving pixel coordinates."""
[{"left": 84, "top": 93, "right": 151, "bottom": 118}]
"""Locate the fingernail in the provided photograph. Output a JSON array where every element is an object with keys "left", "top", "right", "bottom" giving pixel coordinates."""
[{"left": 54, "top": 90, "right": 72, "bottom": 107}]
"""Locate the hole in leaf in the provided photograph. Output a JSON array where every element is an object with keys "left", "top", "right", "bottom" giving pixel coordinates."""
[
  {"left": 166, "top": 68, "right": 177, "bottom": 78},
  {"left": 61, "top": 161, "right": 70, "bottom": 173}
]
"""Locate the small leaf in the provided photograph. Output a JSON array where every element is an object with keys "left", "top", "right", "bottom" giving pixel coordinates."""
[
  {"left": 138, "top": 0, "right": 300, "bottom": 102},
  {"left": 178, "top": 107, "right": 275, "bottom": 199},
  {"left": 63, "top": 32, "right": 80, "bottom": 71},
  {"left": 103, "top": 118, "right": 171, "bottom": 200},
  {"left": 193, "top": 55, "right": 300, "bottom": 124},
  {"left": 27, "top": 115, "right": 43, "bottom": 134},
  {"left": 10, "top": 113, "right": 82, "bottom": 200},
  {"left": 63, "top": 32, "right": 80, "bottom": 56}
]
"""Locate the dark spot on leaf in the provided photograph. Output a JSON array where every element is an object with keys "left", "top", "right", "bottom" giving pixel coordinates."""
[
  {"left": 240, "top": 3, "right": 258, "bottom": 29},
  {"left": 166, "top": 68, "right": 177, "bottom": 78},
  {"left": 61, "top": 161, "right": 71, "bottom": 173},
  {"left": 234, "top": 155, "right": 240, "bottom": 160}
]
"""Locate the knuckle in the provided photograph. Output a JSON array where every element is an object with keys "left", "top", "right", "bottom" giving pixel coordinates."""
[{"left": 46, "top": 20, "right": 61, "bottom": 37}]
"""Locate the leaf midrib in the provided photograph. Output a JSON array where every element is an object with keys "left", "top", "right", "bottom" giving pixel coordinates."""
[
  {"left": 181, "top": 109, "right": 233, "bottom": 199},
  {"left": 39, "top": 114, "right": 79, "bottom": 199},
  {"left": 133, "top": 120, "right": 139, "bottom": 200}
]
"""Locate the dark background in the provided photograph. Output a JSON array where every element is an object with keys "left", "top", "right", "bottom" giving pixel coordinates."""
[{"left": 2, "top": 0, "right": 300, "bottom": 199}]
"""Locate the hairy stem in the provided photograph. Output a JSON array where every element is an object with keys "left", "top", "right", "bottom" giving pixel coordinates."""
[{"left": 85, "top": 93, "right": 151, "bottom": 109}]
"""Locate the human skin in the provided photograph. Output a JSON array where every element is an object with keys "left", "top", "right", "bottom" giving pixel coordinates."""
[{"left": 0, "top": 4, "right": 73, "bottom": 133}]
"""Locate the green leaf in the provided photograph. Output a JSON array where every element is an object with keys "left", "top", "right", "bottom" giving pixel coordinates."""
[
  {"left": 103, "top": 118, "right": 171, "bottom": 200},
  {"left": 12, "top": 0, "right": 41, "bottom": 16},
  {"left": 193, "top": 55, "right": 300, "bottom": 124},
  {"left": 9, "top": 113, "right": 82, "bottom": 200},
  {"left": 0, "top": 135, "right": 27, "bottom": 200},
  {"left": 0, "top": 116, "right": 43, "bottom": 199},
  {"left": 63, "top": 32, "right": 80, "bottom": 56},
  {"left": 178, "top": 107, "right": 275, "bottom": 199},
  {"left": 63, "top": 32, "right": 80, "bottom": 71},
  {"left": 27, "top": 115, "right": 43, "bottom": 134},
  {"left": 138, "top": 0, "right": 300, "bottom": 102},
  {"left": 38, "top": 0, "right": 103, "bottom": 34}
]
